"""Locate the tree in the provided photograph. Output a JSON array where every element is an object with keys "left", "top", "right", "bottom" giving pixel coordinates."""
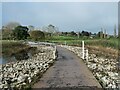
[
  {"left": 2, "top": 22, "right": 20, "bottom": 40},
  {"left": 29, "top": 30, "right": 45, "bottom": 41},
  {"left": 28, "top": 25, "right": 35, "bottom": 31},
  {"left": 61, "top": 32, "right": 68, "bottom": 36},
  {"left": 47, "top": 24, "right": 56, "bottom": 33},
  {"left": 42, "top": 24, "right": 58, "bottom": 34},
  {"left": 76, "top": 32, "right": 81, "bottom": 38},
  {"left": 114, "top": 25, "right": 117, "bottom": 38},
  {"left": 2, "top": 29, "right": 13, "bottom": 40},
  {"left": 69, "top": 31, "right": 77, "bottom": 36},
  {"left": 97, "top": 31, "right": 103, "bottom": 38},
  {"left": 81, "top": 31, "right": 90, "bottom": 36},
  {"left": 2, "top": 25, "right": 13, "bottom": 40},
  {"left": 104, "top": 29, "right": 106, "bottom": 38},
  {"left": 13, "top": 26, "right": 29, "bottom": 40},
  {"left": 119, "top": 24, "right": 120, "bottom": 38},
  {"left": 4, "top": 22, "right": 21, "bottom": 30}
]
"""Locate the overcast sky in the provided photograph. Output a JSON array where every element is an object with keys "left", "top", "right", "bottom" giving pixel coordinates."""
[{"left": 1, "top": 2, "right": 118, "bottom": 34}]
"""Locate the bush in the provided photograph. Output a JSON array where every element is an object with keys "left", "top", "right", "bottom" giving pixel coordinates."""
[
  {"left": 13, "top": 26, "right": 29, "bottom": 40},
  {"left": 29, "top": 30, "right": 45, "bottom": 41}
]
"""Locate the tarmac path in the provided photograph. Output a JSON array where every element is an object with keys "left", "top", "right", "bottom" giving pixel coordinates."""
[{"left": 33, "top": 46, "right": 102, "bottom": 89}]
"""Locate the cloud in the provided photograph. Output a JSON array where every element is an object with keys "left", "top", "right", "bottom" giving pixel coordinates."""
[
  {"left": 2, "top": 2, "right": 118, "bottom": 34},
  {"left": 0, "top": 3, "right": 2, "bottom": 28},
  {"left": 1, "top": 0, "right": 119, "bottom": 2}
]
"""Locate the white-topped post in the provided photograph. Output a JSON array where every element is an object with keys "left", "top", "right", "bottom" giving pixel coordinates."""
[
  {"left": 65, "top": 41, "right": 66, "bottom": 46},
  {"left": 55, "top": 45, "right": 56, "bottom": 51},
  {"left": 53, "top": 45, "right": 57, "bottom": 59},
  {"left": 82, "top": 41, "right": 84, "bottom": 59},
  {"left": 86, "top": 49, "right": 88, "bottom": 62}
]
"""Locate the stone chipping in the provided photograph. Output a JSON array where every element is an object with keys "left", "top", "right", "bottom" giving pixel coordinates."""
[
  {"left": 62, "top": 45, "right": 119, "bottom": 89},
  {"left": 0, "top": 45, "right": 57, "bottom": 89}
]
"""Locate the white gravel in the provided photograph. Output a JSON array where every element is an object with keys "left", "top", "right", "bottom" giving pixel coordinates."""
[
  {"left": 0, "top": 45, "right": 57, "bottom": 89},
  {"left": 61, "top": 45, "right": 119, "bottom": 89}
]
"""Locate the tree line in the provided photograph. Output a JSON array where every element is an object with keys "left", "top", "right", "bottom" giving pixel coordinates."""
[
  {"left": 2, "top": 22, "right": 58, "bottom": 41},
  {"left": 2, "top": 25, "right": 46, "bottom": 41},
  {"left": 2, "top": 22, "right": 118, "bottom": 41}
]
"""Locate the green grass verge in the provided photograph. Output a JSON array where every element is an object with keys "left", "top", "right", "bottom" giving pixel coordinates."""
[{"left": 46, "top": 35, "right": 119, "bottom": 49}]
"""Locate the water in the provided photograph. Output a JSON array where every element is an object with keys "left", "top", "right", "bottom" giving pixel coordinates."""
[
  {"left": 0, "top": 50, "right": 36, "bottom": 65},
  {"left": 0, "top": 46, "right": 38, "bottom": 65},
  {"left": 0, "top": 56, "right": 16, "bottom": 65},
  {"left": 0, "top": 57, "right": 2, "bottom": 64}
]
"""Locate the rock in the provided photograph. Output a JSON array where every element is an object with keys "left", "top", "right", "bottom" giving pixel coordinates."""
[
  {"left": 61, "top": 45, "right": 119, "bottom": 89},
  {"left": 17, "top": 76, "right": 25, "bottom": 83},
  {"left": 1, "top": 45, "right": 57, "bottom": 89},
  {"left": 28, "top": 77, "right": 31, "bottom": 83}
]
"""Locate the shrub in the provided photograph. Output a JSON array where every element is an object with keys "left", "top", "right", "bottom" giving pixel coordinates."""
[{"left": 29, "top": 30, "right": 45, "bottom": 41}]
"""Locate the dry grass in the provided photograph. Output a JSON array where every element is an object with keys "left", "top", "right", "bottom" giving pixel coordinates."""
[
  {"left": 86, "top": 45, "right": 118, "bottom": 59},
  {"left": 2, "top": 40, "right": 31, "bottom": 56}
]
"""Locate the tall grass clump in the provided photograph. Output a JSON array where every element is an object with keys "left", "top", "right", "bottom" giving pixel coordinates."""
[{"left": 2, "top": 40, "right": 31, "bottom": 56}]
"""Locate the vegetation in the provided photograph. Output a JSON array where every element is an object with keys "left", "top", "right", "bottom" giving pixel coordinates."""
[
  {"left": 2, "top": 22, "right": 119, "bottom": 57},
  {"left": 2, "top": 40, "right": 30, "bottom": 56},
  {"left": 45, "top": 35, "right": 118, "bottom": 49},
  {"left": 2, "top": 29, "right": 13, "bottom": 40},
  {"left": 42, "top": 24, "right": 58, "bottom": 34},
  {"left": 2, "top": 22, "right": 21, "bottom": 30},
  {"left": 29, "top": 30, "right": 45, "bottom": 41},
  {"left": 13, "top": 26, "right": 29, "bottom": 40}
]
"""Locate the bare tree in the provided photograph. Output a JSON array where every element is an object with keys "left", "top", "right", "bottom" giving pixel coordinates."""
[
  {"left": 42, "top": 24, "right": 58, "bottom": 34},
  {"left": 104, "top": 28, "right": 106, "bottom": 38},
  {"left": 4, "top": 22, "right": 21, "bottom": 30},
  {"left": 114, "top": 24, "right": 117, "bottom": 37},
  {"left": 100, "top": 28, "right": 103, "bottom": 38},
  {"left": 28, "top": 25, "right": 35, "bottom": 31}
]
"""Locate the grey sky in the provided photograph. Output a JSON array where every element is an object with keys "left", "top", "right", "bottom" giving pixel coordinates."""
[
  {"left": 1, "top": 0, "right": 119, "bottom": 2},
  {"left": 2, "top": 2, "right": 118, "bottom": 34}
]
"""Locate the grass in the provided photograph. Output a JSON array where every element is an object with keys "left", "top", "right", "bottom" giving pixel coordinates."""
[
  {"left": 50, "top": 35, "right": 78, "bottom": 40},
  {"left": 46, "top": 35, "right": 119, "bottom": 59},
  {"left": 46, "top": 35, "right": 119, "bottom": 49},
  {"left": 2, "top": 40, "right": 31, "bottom": 56},
  {"left": 1, "top": 36, "right": 118, "bottom": 59}
]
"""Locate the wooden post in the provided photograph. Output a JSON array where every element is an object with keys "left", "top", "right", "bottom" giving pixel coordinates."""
[
  {"left": 65, "top": 41, "right": 66, "bottom": 46},
  {"left": 82, "top": 41, "right": 84, "bottom": 59},
  {"left": 86, "top": 49, "right": 88, "bottom": 62},
  {"left": 55, "top": 45, "right": 56, "bottom": 51},
  {"left": 53, "top": 45, "right": 57, "bottom": 59}
]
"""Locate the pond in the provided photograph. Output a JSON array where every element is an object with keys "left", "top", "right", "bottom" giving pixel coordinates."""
[
  {"left": 0, "top": 47, "right": 38, "bottom": 65},
  {"left": 0, "top": 56, "right": 16, "bottom": 64}
]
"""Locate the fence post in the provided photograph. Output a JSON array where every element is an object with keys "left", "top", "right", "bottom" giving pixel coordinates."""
[
  {"left": 53, "top": 45, "right": 57, "bottom": 59},
  {"left": 86, "top": 49, "right": 88, "bottom": 62},
  {"left": 65, "top": 41, "right": 66, "bottom": 46},
  {"left": 82, "top": 41, "right": 84, "bottom": 59},
  {"left": 55, "top": 45, "right": 56, "bottom": 51}
]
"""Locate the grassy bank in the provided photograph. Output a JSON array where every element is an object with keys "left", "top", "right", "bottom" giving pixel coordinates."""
[
  {"left": 46, "top": 35, "right": 118, "bottom": 49},
  {"left": 1, "top": 35, "right": 118, "bottom": 59},
  {"left": 2, "top": 40, "right": 32, "bottom": 57},
  {"left": 46, "top": 35, "right": 119, "bottom": 59}
]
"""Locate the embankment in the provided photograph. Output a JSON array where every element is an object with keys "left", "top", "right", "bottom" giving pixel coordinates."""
[
  {"left": 0, "top": 45, "right": 57, "bottom": 89},
  {"left": 61, "top": 45, "right": 119, "bottom": 89}
]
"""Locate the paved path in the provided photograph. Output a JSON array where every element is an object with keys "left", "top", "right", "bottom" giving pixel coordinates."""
[{"left": 33, "top": 46, "right": 102, "bottom": 89}]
